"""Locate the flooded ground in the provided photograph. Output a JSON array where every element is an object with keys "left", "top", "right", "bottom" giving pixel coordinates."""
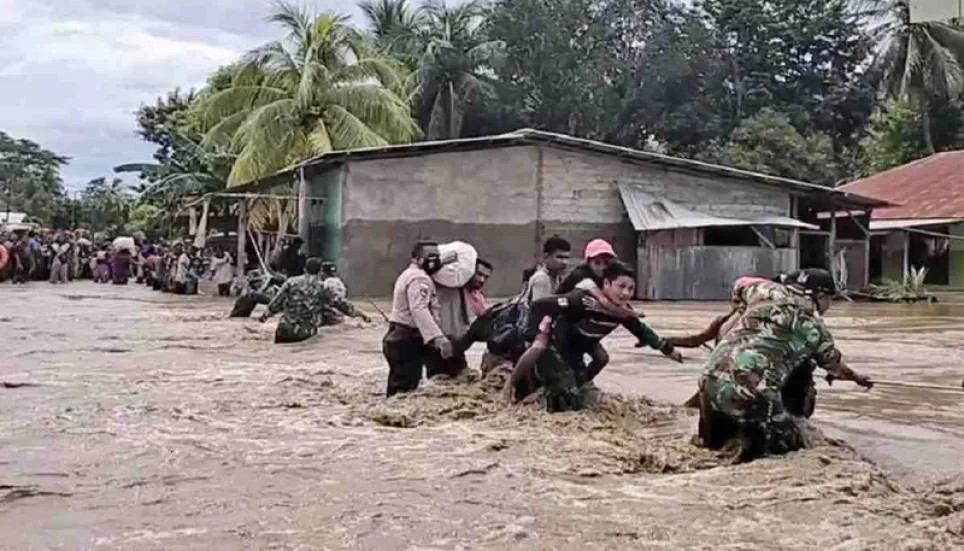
[{"left": 2, "top": 282, "right": 964, "bottom": 550}]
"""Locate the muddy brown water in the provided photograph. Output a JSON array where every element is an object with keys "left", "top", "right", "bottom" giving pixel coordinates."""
[{"left": 2, "top": 282, "right": 964, "bottom": 549}]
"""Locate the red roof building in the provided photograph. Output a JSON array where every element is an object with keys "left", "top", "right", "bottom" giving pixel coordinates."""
[
  {"left": 840, "top": 150, "right": 964, "bottom": 221},
  {"left": 840, "top": 151, "right": 964, "bottom": 287}
]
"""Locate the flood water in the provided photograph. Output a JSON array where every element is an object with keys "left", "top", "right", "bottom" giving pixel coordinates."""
[{"left": 2, "top": 282, "right": 963, "bottom": 549}]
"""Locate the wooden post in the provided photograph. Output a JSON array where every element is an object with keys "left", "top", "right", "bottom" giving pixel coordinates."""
[
  {"left": 298, "top": 166, "right": 310, "bottom": 249},
  {"left": 534, "top": 145, "right": 545, "bottom": 259},
  {"left": 902, "top": 230, "right": 910, "bottom": 283},
  {"left": 236, "top": 199, "right": 247, "bottom": 278},
  {"left": 828, "top": 200, "right": 837, "bottom": 276},
  {"left": 849, "top": 211, "right": 872, "bottom": 289}
]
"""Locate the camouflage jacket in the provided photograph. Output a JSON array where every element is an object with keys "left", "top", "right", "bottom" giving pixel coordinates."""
[
  {"left": 266, "top": 274, "right": 357, "bottom": 335},
  {"left": 732, "top": 280, "right": 816, "bottom": 313},
  {"left": 705, "top": 295, "right": 841, "bottom": 391}
]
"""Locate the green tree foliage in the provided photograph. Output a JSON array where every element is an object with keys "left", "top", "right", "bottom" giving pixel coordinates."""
[
  {"left": 483, "top": 0, "right": 874, "bottom": 172},
  {"left": 485, "top": 0, "right": 621, "bottom": 138},
  {"left": 412, "top": 0, "right": 505, "bottom": 139},
  {"left": 359, "top": 0, "right": 424, "bottom": 61},
  {"left": 113, "top": 0, "right": 963, "bottom": 203},
  {"left": 698, "top": 0, "right": 876, "bottom": 154},
  {"left": 75, "top": 177, "right": 133, "bottom": 234},
  {"left": 861, "top": 99, "right": 964, "bottom": 175},
  {"left": 701, "top": 109, "right": 839, "bottom": 185},
  {"left": 192, "top": 1, "right": 419, "bottom": 187},
  {"left": 865, "top": 0, "right": 964, "bottom": 154},
  {"left": 0, "top": 130, "right": 69, "bottom": 224}
]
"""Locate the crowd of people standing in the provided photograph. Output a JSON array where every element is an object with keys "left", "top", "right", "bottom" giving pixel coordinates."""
[{"left": 0, "top": 228, "right": 236, "bottom": 294}]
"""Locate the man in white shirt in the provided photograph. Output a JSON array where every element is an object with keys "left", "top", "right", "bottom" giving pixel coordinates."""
[
  {"left": 524, "top": 235, "right": 572, "bottom": 302},
  {"left": 173, "top": 243, "right": 190, "bottom": 294}
]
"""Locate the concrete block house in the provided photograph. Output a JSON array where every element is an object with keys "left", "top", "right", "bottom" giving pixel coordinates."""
[{"left": 237, "top": 130, "right": 883, "bottom": 298}]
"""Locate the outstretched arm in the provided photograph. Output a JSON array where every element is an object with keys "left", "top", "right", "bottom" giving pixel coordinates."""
[
  {"left": 623, "top": 318, "right": 682, "bottom": 362},
  {"left": 328, "top": 291, "right": 371, "bottom": 322},
  {"left": 665, "top": 310, "right": 737, "bottom": 348},
  {"left": 810, "top": 320, "right": 873, "bottom": 389}
]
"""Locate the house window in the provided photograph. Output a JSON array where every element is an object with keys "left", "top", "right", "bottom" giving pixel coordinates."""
[{"left": 703, "top": 226, "right": 760, "bottom": 246}]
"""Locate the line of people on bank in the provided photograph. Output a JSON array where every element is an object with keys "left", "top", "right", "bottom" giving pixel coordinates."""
[{"left": 1, "top": 229, "right": 99, "bottom": 284}]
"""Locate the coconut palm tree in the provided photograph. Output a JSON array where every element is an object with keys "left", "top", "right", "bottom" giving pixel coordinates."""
[
  {"left": 866, "top": 0, "right": 964, "bottom": 153},
  {"left": 411, "top": 0, "right": 505, "bottom": 140},
  {"left": 192, "top": 1, "right": 419, "bottom": 187},
  {"left": 359, "top": 0, "right": 424, "bottom": 61}
]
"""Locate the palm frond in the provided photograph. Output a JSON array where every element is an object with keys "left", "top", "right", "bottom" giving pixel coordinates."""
[
  {"left": 323, "top": 104, "right": 394, "bottom": 150},
  {"left": 327, "top": 84, "right": 420, "bottom": 143},
  {"left": 338, "top": 54, "right": 411, "bottom": 95},
  {"left": 243, "top": 40, "right": 298, "bottom": 75},
  {"left": 360, "top": 0, "right": 424, "bottom": 41},
  {"left": 201, "top": 110, "right": 252, "bottom": 150},
  {"left": 267, "top": 0, "right": 314, "bottom": 54},
  {"left": 305, "top": 118, "right": 334, "bottom": 156},
  {"left": 296, "top": 60, "right": 333, "bottom": 110},
  {"left": 228, "top": 99, "right": 302, "bottom": 186},
  {"left": 920, "top": 24, "right": 964, "bottom": 98},
  {"left": 192, "top": 85, "right": 290, "bottom": 130}
]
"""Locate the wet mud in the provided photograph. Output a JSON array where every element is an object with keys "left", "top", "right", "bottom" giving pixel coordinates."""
[{"left": 1, "top": 283, "right": 963, "bottom": 549}]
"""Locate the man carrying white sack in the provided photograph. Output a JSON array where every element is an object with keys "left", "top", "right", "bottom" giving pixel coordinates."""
[{"left": 431, "top": 241, "right": 493, "bottom": 379}]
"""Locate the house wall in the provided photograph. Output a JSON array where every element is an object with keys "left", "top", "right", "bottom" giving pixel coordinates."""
[
  {"left": 640, "top": 245, "right": 798, "bottom": 300},
  {"left": 836, "top": 239, "right": 868, "bottom": 290},
  {"left": 329, "top": 143, "right": 798, "bottom": 298},
  {"left": 538, "top": 147, "right": 791, "bottom": 298},
  {"left": 882, "top": 232, "right": 905, "bottom": 281},
  {"left": 879, "top": 226, "right": 964, "bottom": 287},
  {"left": 341, "top": 146, "right": 541, "bottom": 296}
]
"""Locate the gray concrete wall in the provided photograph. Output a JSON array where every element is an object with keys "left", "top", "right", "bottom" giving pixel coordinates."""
[{"left": 341, "top": 146, "right": 541, "bottom": 296}]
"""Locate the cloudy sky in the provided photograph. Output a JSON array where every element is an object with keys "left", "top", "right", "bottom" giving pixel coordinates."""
[{"left": 0, "top": 0, "right": 364, "bottom": 191}]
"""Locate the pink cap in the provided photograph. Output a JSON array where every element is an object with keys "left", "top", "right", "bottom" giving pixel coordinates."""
[
  {"left": 584, "top": 239, "right": 616, "bottom": 260},
  {"left": 734, "top": 276, "right": 769, "bottom": 289}
]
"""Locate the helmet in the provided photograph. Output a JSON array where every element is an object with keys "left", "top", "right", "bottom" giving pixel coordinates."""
[{"left": 786, "top": 268, "right": 837, "bottom": 296}]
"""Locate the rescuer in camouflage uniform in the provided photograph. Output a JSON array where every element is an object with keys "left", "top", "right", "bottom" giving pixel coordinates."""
[
  {"left": 259, "top": 257, "right": 370, "bottom": 343},
  {"left": 697, "top": 269, "right": 874, "bottom": 460}
]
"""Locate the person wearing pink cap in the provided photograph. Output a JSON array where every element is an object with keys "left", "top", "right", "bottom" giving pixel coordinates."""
[
  {"left": 554, "top": 239, "right": 643, "bottom": 378},
  {"left": 510, "top": 260, "right": 682, "bottom": 411}
]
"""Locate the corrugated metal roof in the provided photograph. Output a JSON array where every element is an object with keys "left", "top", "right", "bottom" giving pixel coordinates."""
[
  {"left": 617, "top": 185, "right": 819, "bottom": 231},
  {"left": 231, "top": 129, "right": 889, "bottom": 209},
  {"left": 869, "top": 218, "right": 964, "bottom": 230},
  {"left": 839, "top": 150, "right": 964, "bottom": 220}
]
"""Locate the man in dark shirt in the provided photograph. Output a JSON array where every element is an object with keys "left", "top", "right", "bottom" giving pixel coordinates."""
[
  {"left": 554, "top": 239, "right": 640, "bottom": 378},
  {"left": 277, "top": 237, "right": 306, "bottom": 277},
  {"left": 522, "top": 260, "right": 682, "bottom": 412}
]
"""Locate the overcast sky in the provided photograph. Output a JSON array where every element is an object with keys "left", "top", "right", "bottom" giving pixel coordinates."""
[{"left": 0, "top": 0, "right": 365, "bottom": 191}]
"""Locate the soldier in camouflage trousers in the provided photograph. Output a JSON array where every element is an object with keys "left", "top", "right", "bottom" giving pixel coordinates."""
[
  {"left": 697, "top": 269, "right": 874, "bottom": 461},
  {"left": 259, "top": 258, "right": 370, "bottom": 343}
]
